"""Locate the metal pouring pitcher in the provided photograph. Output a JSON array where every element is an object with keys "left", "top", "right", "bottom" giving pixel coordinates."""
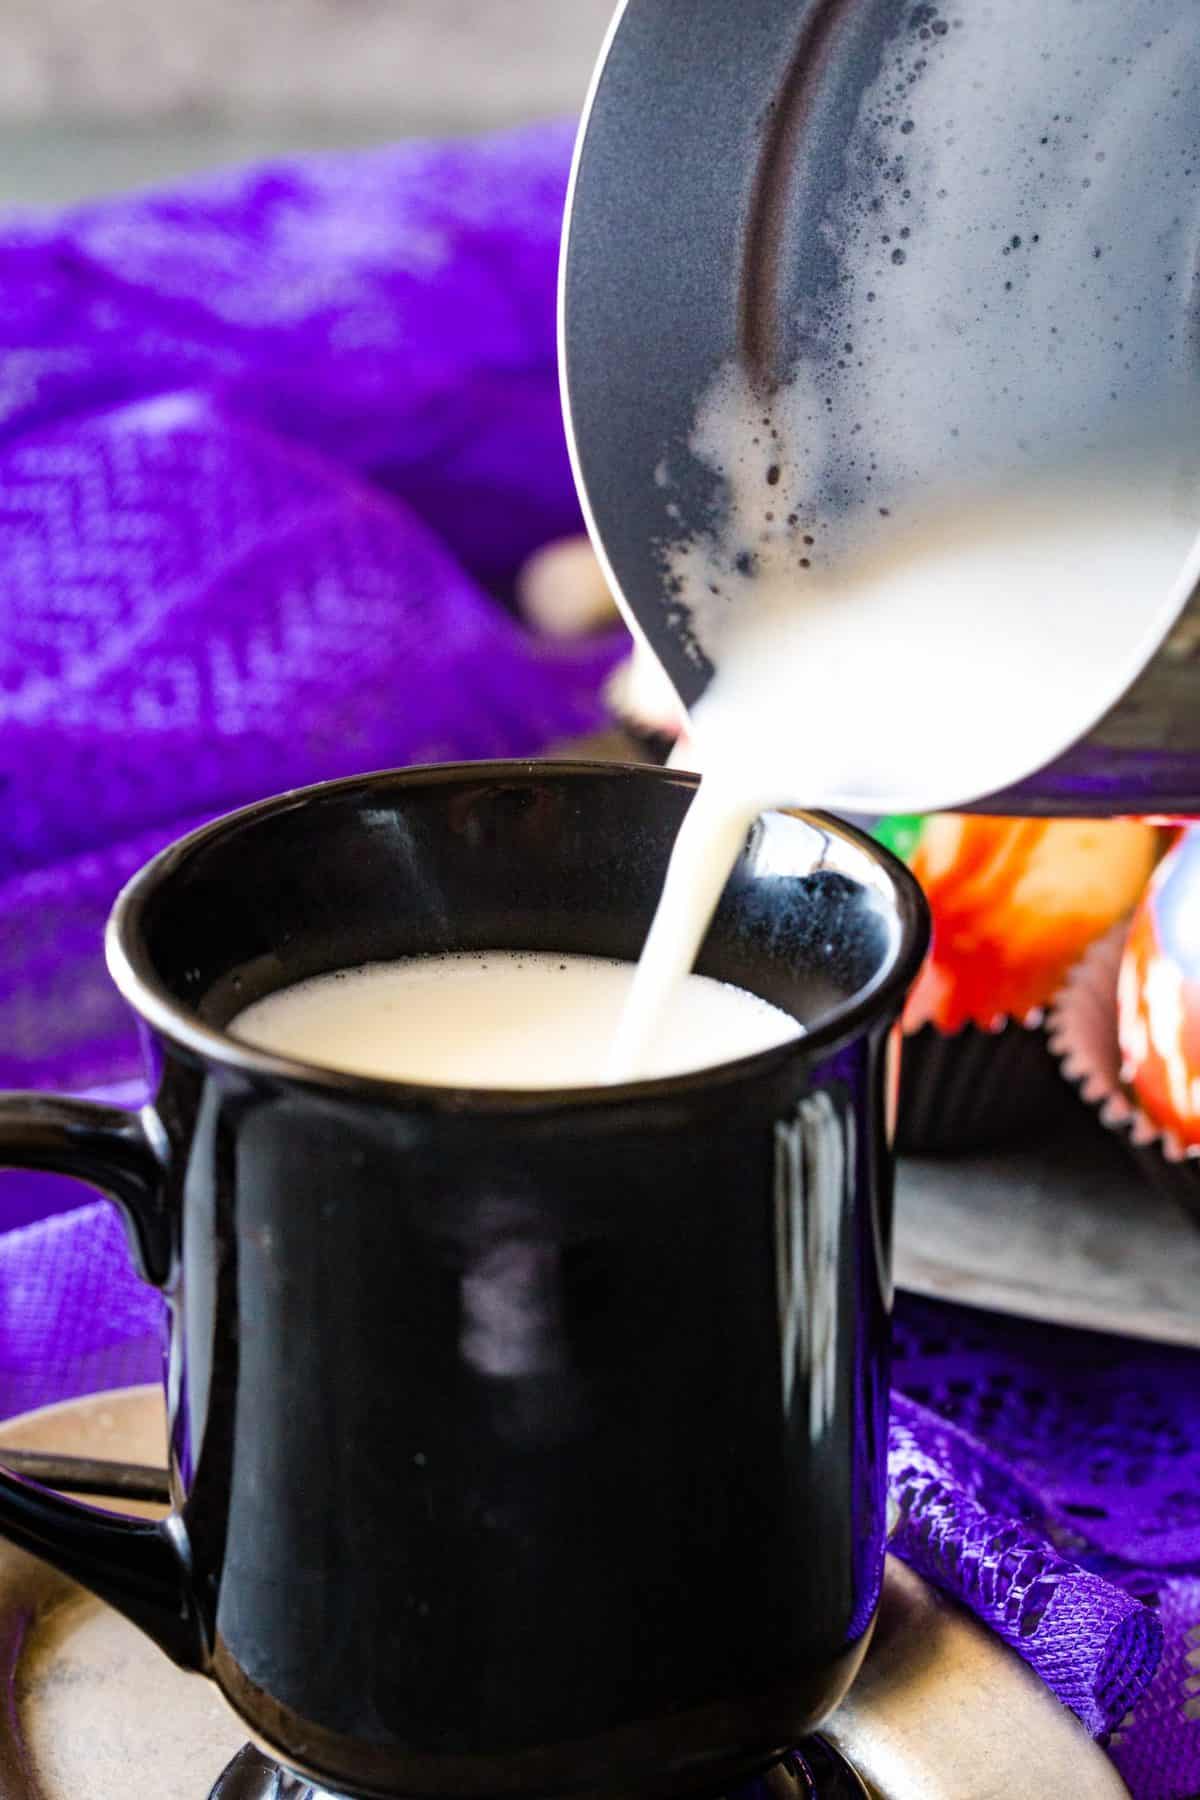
[{"left": 560, "top": 0, "right": 1200, "bottom": 816}]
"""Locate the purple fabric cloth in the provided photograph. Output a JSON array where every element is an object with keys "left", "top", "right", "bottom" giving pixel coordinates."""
[
  {"left": 0, "top": 123, "right": 622, "bottom": 1094},
  {"left": 891, "top": 1298, "right": 1200, "bottom": 1798},
  {"left": 0, "top": 123, "right": 1196, "bottom": 1798}
]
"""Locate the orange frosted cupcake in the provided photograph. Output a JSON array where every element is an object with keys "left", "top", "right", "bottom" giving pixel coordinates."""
[
  {"left": 1117, "top": 831, "right": 1200, "bottom": 1148},
  {"left": 1050, "top": 826, "right": 1200, "bottom": 1219},
  {"left": 882, "top": 814, "right": 1159, "bottom": 1152}
]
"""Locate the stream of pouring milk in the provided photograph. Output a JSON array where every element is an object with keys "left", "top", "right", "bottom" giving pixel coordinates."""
[
  {"left": 605, "top": 469, "right": 1200, "bottom": 1079},
  {"left": 598, "top": 0, "right": 1200, "bottom": 1080}
]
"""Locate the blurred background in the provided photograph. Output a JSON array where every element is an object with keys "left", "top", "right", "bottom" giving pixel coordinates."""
[{"left": 0, "top": 0, "right": 615, "bottom": 206}]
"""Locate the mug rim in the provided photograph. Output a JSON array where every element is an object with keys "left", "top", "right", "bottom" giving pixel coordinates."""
[{"left": 105, "top": 759, "right": 929, "bottom": 1113}]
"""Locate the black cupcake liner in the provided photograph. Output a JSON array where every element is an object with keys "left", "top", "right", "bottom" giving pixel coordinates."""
[
  {"left": 1047, "top": 926, "right": 1200, "bottom": 1227},
  {"left": 897, "top": 1013, "right": 1072, "bottom": 1155}
]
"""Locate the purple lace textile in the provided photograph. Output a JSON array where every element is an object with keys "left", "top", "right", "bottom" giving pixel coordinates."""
[
  {"left": 0, "top": 121, "right": 621, "bottom": 1097},
  {"left": 0, "top": 125, "right": 1196, "bottom": 1798},
  {"left": 892, "top": 1298, "right": 1200, "bottom": 1798},
  {"left": 889, "top": 1393, "right": 1161, "bottom": 1739}
]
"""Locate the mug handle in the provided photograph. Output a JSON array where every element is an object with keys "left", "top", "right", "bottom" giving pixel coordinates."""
[{"left": 0, "top": 1093, "right": 207, "bottom": 1670}]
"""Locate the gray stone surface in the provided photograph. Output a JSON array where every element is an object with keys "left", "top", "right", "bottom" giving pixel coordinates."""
[
  {"left": 0, "top": 1, "right": 615, "bottom": 207},
  {"left": 0, "top": 2, "right": 614, "bottom": 127}
]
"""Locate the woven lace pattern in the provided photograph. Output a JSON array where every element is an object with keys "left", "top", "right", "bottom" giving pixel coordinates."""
[{"left": 893, "top": 1297, "right": 1200, "bottom": 1796}]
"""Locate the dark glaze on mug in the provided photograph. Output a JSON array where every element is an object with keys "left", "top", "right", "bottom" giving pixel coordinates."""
[{"left": 0, "top": 764, "right": 927, "bottom": 1800}]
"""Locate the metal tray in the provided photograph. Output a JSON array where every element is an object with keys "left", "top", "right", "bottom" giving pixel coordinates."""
[
  {"left": 896, "top": 1102, "right": 1200, "bottom": 1349},
  {"left": 0, "top": 1389, "right": 1126, "bottom": 1800}
]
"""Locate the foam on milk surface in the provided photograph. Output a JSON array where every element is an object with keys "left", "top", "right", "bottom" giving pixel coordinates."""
[{"left": 232, "top": 951, "right": 801, "bottom": 1089}]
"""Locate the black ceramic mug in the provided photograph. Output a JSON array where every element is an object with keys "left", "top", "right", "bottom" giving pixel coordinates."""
[{"left": 0, "top": 762, "right": 926, "bottom": 1800}]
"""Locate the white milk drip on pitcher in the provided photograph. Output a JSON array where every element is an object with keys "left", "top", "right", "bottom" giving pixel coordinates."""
[
  {"left": 606, "top": 439, "right": 1200, "bottom": 1077},
  {"left": 560, "top": 0, "right": 1200, "bottom": 1080}
]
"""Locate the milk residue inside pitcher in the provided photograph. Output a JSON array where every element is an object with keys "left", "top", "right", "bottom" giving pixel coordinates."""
[{"left": 606, "top": 0, "right": 1200, "bottom": 1079}]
